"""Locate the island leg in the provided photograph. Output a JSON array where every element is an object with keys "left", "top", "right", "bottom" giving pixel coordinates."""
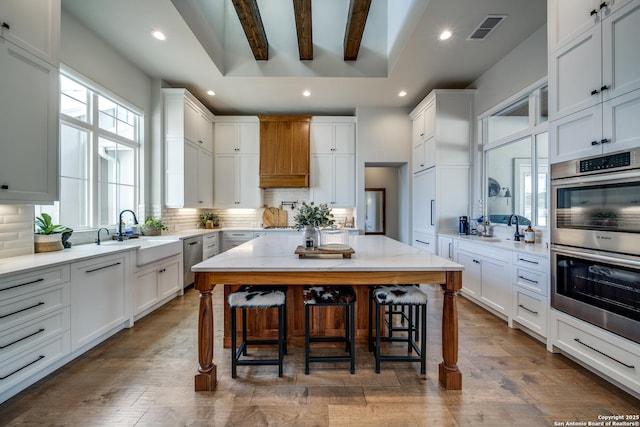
[
  {"left": 438, "top": 270, "right": 462, "bottom": 390},
  {"left": 194, "top": 273, "right": 217, "bottom": 391}
]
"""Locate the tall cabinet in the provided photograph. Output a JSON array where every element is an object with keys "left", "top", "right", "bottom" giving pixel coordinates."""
[
  {"left": 213, "top": 117, "right": 261, "bottom": 208},
  {"left": 163, "top": 88, "right": 214, "bottom": 208},
  {"left": 0, "top": 0, "right": 60, "bottom": 204},
  {"left": 410, "top": 90, "right": 474, "bottom": 255},
  {"left": 548, "top": 0, "right": 640, "bottom": 163}
]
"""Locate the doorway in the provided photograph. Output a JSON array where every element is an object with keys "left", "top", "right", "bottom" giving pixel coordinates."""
[{"left": 364, "top": 165, "right": 403, "bottom": 240}]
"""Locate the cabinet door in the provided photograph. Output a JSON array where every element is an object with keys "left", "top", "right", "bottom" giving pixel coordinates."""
[
  {"left": 457, "top": 251, "right": 481, "bottom": 298},
  {"left": 422, "top": 100, "right": 436, "bottom": 140},
  {"left": 412, "top": 141, "right": 425, "bottom": 173},
  {"left": 412, "top": 168, "right": 435, "bottom": 234},
  {"left": 548, "top": 0, "right": 599, "bottom": 53},
  {"left": 602, "top": 88, "right": 640, "bottom": 153},
  {"left": 412, "top": 110, "right": 425, "bottom": 142},
  {"left": 549, "top": 104, "right": 603, "bottom": 164},
  {"left": 0, "top": 0, "right": 60, "bottom": 65},
  {"left": 157, "top": 261, "right": 180, "bottom": 299},
  {"left": 183, "top": 141, "right": 199, "bottom": 207},
  {"left": 213, "top": 122, "right": 238, "bottom": 154},
  {"left": 479, "top": 257, "right": 509, "bottom": 315},
  {"left": 197, "top": 113, "right": 213, "bottom": 152},
  {"left": 549, "top": 25, "right": 601, "bottom": 120},
  {"left": 183, "top": 100, "right": 199, "bottom": 144},
  {"left": 0, "top": 42, "right": 58, "bottom": 203},
  {"left": 134, "top": 270, "right": 157, "bottom": 314},
  {"left": 333, "top": 123, "right": 355, "bottom": 154},
  {"left": 310, "top": 154, "right": 333, "bottom": 204},
  {"left": 310, "top": 122, "right": 333, "bottom": 153},
  {"left": 70, "top": 255, "right": 126, "bottom": 351},
  {"left": 197, "top": 149, "right": 213, "bottom": 207},
  {"left": 601, "top": 0, "right": 640, "bottom": 99},
  {"left": 238, "top": 122, "right": 259, "bottom": 153},
  {"left": 438, "top": 236, "right": 454, "bottom": 260},
  {"left": 238, "top": 154, "right": 260, "bottom": 207},
  {"left": 423, "top": 135, "right": 436, "bottom": 170},
  {"left": 214, "top": 153, "right": 237, "bottom": 207},
  {"left": 333, "top": 154, "right": 354, "bottom": 207}
]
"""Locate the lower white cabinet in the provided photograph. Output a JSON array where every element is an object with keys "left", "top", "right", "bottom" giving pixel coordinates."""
[
  {"left": 511, "top": 286, "right": 547, "bottom": 338},
  {"left": 70, "top": 254, "right": 127, "bottom": 352},
  {"left": 438, "top": 235, "right": 454, "bottom": 260},
  {"left": 413, "top": 231, "right": 436, "bottom": 255},
  {"left": 222, "top": 231, "right": 259, "bottom": 252},
  {"left": 202, "top": 232, "right": 220, "bottom": 260},
  {"left": 133, "top": 255, "right": 182, "bottom": 320}
]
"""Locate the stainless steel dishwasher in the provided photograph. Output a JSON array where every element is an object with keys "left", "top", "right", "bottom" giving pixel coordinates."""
[{"left": 183, "top": 235, "right": 203, "bottom": 288}]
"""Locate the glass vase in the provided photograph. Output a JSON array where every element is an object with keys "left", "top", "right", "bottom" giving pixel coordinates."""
[{"left": 303, "top": 225, "right": 319, "bottom": 249}]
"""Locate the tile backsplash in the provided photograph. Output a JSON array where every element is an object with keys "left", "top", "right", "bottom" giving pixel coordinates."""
[{"left": 0, "top": 205, "right": 34, "bottom": 259}]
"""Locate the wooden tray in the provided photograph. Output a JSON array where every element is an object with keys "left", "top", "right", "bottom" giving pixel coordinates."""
[{"left": 295, "top": 245, "right": 354, "bottom": 258}]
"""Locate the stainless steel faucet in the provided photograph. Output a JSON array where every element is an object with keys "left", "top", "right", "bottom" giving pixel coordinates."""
[
  {"left": 117, "top": 210, "right": 139, "bottom": 241},
  {"left": 95, "top": 227, "right": 110, "bottom": 245},
  {"left": 507, "top": 214, "right": 522, "bottom": 241}
]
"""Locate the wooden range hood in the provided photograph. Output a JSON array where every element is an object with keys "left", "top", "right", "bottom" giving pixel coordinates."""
[{"left": 258, "top": 115, "right": 311, "bottom": 188}]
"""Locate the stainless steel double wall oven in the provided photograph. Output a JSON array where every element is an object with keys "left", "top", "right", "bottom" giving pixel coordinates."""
[{"left": 550, "top": 148, "right": 640, "bottom": 344}]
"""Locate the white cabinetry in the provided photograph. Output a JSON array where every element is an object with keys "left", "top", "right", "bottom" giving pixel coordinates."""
[
  {"left": 438, "top": 235, "right": 454, "bottom": 260},
  {"left": 549, "top": 0, "right": 640, "bottom": 163},
  {"left": 510, "top": 252, "right": 548, "bottom": 339},
  {"left": 0, "top": 0, "right": 59, "bottom": 204},
  {"left": 133, "top": 254, "right": 181, "bottom": 321},
  {"left": 213, "top": 118, "right": 261, "bottom": 208},
  {"left": 310, "top": 118, "right": 356, "bottom": 207},
  {"left": 70, "top": 254, "right": 128, "bottom": 352},
  {"left": 0, "top": 265, "right": 70, "bottom": 400},
  {"left": 163, "top": 88, "right": 214, "bottom": 208},
  {"left": 221, "top": 231, "right": 260, "bottom": 252},
  {"left": 202, "top": 232, "right": 219, "bottom": 260},
  {"left": 455, "top": 240, "right": 511, "bottom": 317}
]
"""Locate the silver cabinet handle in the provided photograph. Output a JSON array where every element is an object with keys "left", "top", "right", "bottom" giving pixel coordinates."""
[
  {"left": 518, "top": 258, "right": 539, "bottom": 265},
  {"left": 574, "top": 338, "right": 635, "bottom": 369},
  {"left": 448, "top": 242, "right": 453, "bottom": 259},
  {"left": 430, "top": 200, "right": 435, "bottom": 226},
  {"left": 415, "top": 240, "right": 430, "bottom": 245},
  {"left": 518, "top": 304, "right": 538, "bottom": 315},
  {"left": 518, "top": 275, "right": 539, "bottom": 284}
]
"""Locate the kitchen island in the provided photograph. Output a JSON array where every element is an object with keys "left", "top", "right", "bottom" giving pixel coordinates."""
[{"left": 192, "top": 234, "right": 464, "bottom": 390}]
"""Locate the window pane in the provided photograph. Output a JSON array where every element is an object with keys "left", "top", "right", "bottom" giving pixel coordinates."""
[
  {"left": 60, "top": 124, "right": 88, "bottom": 179},
  {"left": 60, "top": 75, "right": 89, "bottom": 122},
  {"left": 60, "top": 177, "right": 89, "bottom": 228},
  {"left": 488, "top": 96, "right": 529, "bottom": 143},
  {"left": 536, "top": 132, "right": 549, "bottom": 227},
  {"left": 98, "top": 182, "right": 117, "bottom": 226},
  {"left": 98, "top": 138, "right": 136, "bottom": 185},
  {"left": 98, "top": 95, "right": 137, "bottom": 141}
]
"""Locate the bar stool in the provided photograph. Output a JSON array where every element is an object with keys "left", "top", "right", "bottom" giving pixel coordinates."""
[
  {"left": 368, "top": 285, "right": 427, "bottom": 374},
  {"left": 303, "top": 285, "right": 356, "bottom": 375},
  {"left": 228, "top": 285, "right": 287, "bottom": 378}
]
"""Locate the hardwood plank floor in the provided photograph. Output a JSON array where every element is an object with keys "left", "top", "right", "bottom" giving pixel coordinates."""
[{"left": 1, "top": 285, "right": 637, "bottom": 426}]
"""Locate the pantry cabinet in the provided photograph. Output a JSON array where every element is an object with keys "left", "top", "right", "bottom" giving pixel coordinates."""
[
  {"left": 163, "top": 88, "right": 215, "bottom": 208},
  {"left": 213, "top": 118, "right": 261, "bottom": 208},
  {"left": 0, "top": 0, "right": 59, "bottom": 204}
]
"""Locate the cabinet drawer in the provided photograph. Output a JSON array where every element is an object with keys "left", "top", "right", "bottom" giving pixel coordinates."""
[
  {"left": 512, "top": 287, "right": 547, "bottom": 337},
  {"left": 0, "top": 331, "right": 70, "bottom": 394},
  {"left": 553, "top": 315, "right": 639, "bottom": 391},
  {"left": 512, "top": 252, "right": 547, "bottom": 271},
  {"left": 514, "top": 267, "right": 548, "bottom": 296},
  {"left": 223, "top": 231, "right": 254, "bottom": 240},
  {"left": 413, "top": 232, "right": 436, "bottom": 254},
  {"left": 0, "top": 283, "right": 70, "bottom": 332},
  {"left": 0, "top": 265, "right": 70, "bottom": 298},
  {"left": 456, "top": 240, "right": 509, "bottom": 261},
  {"left": 203, "top": 232, "right": 218, "bottom": 244},
  {"left": 0, "top": 306, "right": 70, "bottom": 363}
]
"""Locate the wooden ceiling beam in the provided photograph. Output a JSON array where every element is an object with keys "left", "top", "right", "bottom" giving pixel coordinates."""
[
  {"left": 293, "top": 0, "right": 313, "bottom": 60},
  {"left": 343, "top": 0, "right": 371, "bottom": 61},
  {"left": 231, "top": 0, "right": 269, "bottom": 60}
]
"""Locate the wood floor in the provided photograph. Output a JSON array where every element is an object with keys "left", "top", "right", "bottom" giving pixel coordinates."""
[{"left": 0, "top": 285, "right": 637, "bottom": 426}]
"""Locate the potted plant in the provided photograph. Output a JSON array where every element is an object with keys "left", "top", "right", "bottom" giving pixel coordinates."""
[
  {"left": 200, "top": 212, "right": 219, "bottom": 229},
  {"left": 34, "top": 213, "right": 70, "bottom": 252},
  {"left": 143, "top": 217, "right": 168, "bottom": 236},
  {"left": 294, "top": 202, "right": 334, "bottom": 248}
]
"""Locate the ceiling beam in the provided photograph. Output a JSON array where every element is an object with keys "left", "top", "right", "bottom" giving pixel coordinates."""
[
  {"left": 343, "top": 0, "right": 371, "bottom": 61},
  {"left": 293, "top": 0, "right": 313, "bottom": 60},
  {"left": 231, "top": 0, "right": 269, "bottom": 60}
]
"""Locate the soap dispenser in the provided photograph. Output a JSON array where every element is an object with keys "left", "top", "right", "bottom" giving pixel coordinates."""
[{"left": 524, "top": 225, "right": 536, "bottom": 243}]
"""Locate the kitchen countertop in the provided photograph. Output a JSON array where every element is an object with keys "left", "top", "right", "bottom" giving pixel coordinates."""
[{"left": 440, "top": 233, "right": 549, "bottom": 256}]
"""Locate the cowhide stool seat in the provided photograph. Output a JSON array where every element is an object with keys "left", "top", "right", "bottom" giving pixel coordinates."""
[
  {"left": 368, "top": 285, "right": 427, "bottom": 374},
  {"left": 303, "top": 285, "right": 356, "bottom": 375},
  {"left": 228, "top": 285, "right": 287, "bottom": 378}
]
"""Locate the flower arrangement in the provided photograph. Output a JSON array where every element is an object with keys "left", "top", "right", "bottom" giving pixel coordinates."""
[{"left": 293, "top": 202, "right": 335, "bottom": 229}]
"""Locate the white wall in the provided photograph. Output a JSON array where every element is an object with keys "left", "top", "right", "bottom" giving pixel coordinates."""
[{"left": 355, "top": 107, "right": 412, "bottom": 243}]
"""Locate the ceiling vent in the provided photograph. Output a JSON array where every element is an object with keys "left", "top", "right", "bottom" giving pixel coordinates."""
[{"left": 467, "top": 15, "right": 507, "bottom": 40}]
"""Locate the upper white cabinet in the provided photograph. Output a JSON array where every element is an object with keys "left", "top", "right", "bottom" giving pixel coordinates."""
[
  {"left": 410, "top": 90, "right": 474, "bottom": 174},
  {"left": 0, "top": 0, "right": 60, "bottom": 66},
  {"left": 0, "top": 0, "right": 59, "bottom": 204},
  {"left": 548, "top": 0, "right": 640, "bottom": 163},
  {"left": 310, "top": 118, "right": 356, "bottom": 207},
  {"left": 163, "top": 88, "right": 214, "bottom": 208},
  {"left": 213, "top": 118, "right": 261, "bottom": 208}
]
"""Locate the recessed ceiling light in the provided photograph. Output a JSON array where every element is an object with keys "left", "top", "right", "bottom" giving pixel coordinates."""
[
  {"left": 303, "top": 90, "right": 311, "bottom": 97},
  {"left": 207, "top": 90, "right": 215, "bottom": 96},
  {"left": 152, "top": 30, "right": 166, "bottom": 41},
  {"left": 398, "top": 90, "right": 407, "bottom": 97},
  {"left": 439, "top": 30, "right": 452, "bottom": 41}
]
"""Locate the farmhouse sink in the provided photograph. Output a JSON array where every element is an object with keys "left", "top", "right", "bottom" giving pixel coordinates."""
[{"left": 99, "top": 237, "right": 182, "bottom": 266}]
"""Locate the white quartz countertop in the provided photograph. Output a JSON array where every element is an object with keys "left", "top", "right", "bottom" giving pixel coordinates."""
[
  {"left": 441, "top": 233, "right": 549, "bottom": 257},
  {"left": 193, "top": 234, "right": 463, "bottom": 272}
]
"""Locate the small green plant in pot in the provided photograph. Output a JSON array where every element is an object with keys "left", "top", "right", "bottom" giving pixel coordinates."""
[
  {"left": 34, "top": 213, "right": 70, "bottom": 252},
  {"left": 143, "top": 217, "right": 168, "bottom": 236},
  {"left": 294, "top": 202, "right": 334, "bottom": 248},
  {"left": 200, "top": 212, "right": 219, "bottom": 229}
]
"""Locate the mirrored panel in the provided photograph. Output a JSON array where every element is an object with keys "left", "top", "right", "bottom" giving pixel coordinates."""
[{"left": 364, "top": 188, "right": 385, "bottom": 235}]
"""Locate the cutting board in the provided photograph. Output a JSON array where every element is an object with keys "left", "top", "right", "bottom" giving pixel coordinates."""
[
  {"left": 262, "top": 207, "right": 280, "bottom": 227},
  {"left": 278, "top": 208, "right": 288, "bottom": 227}
]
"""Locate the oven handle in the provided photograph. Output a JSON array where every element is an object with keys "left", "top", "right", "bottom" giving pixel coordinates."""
[{"left": 552, "top": 245, "right": 640, "bottom": 269}]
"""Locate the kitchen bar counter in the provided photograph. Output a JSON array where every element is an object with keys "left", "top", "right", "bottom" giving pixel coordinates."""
[{"left": 192, "top": 234, "right": 464, "bottom": 391}]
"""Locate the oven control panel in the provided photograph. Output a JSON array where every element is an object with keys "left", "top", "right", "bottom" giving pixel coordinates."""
[{"left": 579, "top": 151, "right": 633, "bottom": 173}]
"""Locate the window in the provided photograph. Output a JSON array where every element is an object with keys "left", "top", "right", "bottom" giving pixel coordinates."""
[
  {"left": 38, "top": 73, "right": 142, "bottom": 230},
  {"left": 481, "top": 82, "right": 548, "bottom": 228}
]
